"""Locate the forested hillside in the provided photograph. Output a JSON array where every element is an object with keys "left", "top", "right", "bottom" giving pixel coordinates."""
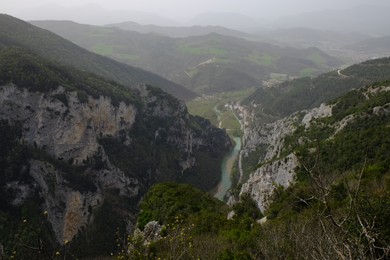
[
  {"left": 1, "top": 6, "right": 389, "bottom": 260},
  {"left": 0, "top": 41, "right": 230, "bottom": 258},
  {"left": 0, "top": 14, "right": 197, "bottom": 101},
  {"left": 244, "top": 57, "right": 390, "bottom": 119},
  {"left": 31, "top": 20, "right": 342, "bottom": 95},
  {"left": 118, "top": 82, "right": 390, "bottom": 259}
]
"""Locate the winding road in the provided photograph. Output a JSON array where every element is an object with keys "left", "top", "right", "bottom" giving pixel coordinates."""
[{"left": 337, "top": 69, "right": 348, "bottom": 77}]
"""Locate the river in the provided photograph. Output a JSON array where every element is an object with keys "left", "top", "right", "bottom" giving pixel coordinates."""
[{"left": 214, "top": 136, "right": 242, "bottom": 200}]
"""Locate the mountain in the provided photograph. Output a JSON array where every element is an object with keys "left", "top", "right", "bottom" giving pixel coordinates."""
[
  {"left": 243, "top": 57, "right": 390, "bottom": 119},
  {"left": 106, "top": 20, "right": 252, "bottom": 38},
  {"left": 274, "top": 5, "right": 390, "bottom": 36},
  {"left": 228, "top": 81, "right": 390, "bottom": 258},
  {"left": 0, "top": 13, "right": 230, "bottom": 258},
  {"left": 0, "top": 14, "right": 196, "bottom": 101},
  {"left": 31, "top": 20, "right": 342, "bottom": 95},
  {"left": 255, "top": 27, "right": 370, "bottom": 49},
  {"left": 77, "top": 81, "right": 390, "bottom": 259},
  {"left": 0, "top": 44, "right": 231, "bottom": 257},
  {"left": 254, "top": 28, "right": 390, "bottom": 65},
  {"left": 12, "top": 3, "right": 179, "bottom": 26},
  {"left": 187, "top": 12, "right": 259, "bottom": 31},
  {"left": 346, "top": 35, "right": 390, "bottom": 56}
]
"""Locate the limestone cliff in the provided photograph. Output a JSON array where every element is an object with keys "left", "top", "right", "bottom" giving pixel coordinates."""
[
  {"left": 234, "top": 84, "right": 390, "bottom": 213},
  {"left": 0, "top": 83, "right": 231, "bottom": 246},
  {"left": 233, "top": 103, "right": 333, "bottom": 211}
]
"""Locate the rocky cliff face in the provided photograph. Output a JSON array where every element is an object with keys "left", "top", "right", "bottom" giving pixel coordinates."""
[
  {"left": 0, "top": 85, "right": 136, "bottom": 164},
  {"left": 0, "top": 83, "right": 231, "bottom": 245},
  {"left": 235, "top": 84, "right": 390, "bottom": 212},
  {"left": 233, "top": 103, "right": 333, "bottom": 211}
]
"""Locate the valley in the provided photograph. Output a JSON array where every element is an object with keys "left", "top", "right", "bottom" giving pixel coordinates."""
[
  {"left": 214, "top": 136, "right": 241, "bottom": 201},
  {"left": 31, "top": 20, "right": 342, "bottom": 96},
  {"left": 1, "top": 2, "right": 390, "bottom": 258}
]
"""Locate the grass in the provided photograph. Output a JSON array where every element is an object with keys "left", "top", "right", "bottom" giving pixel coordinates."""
[
  {"left": 299, "top": 67, "right": 318, "bottom": 77},
  {"left": 187, "top": 97, "right": 220, "bottom": 126},
  {"left": 220, "top": 110, "right": 243, "bottom": 136},
  {"left": 91, "top": 44, "right": 114, "bottom": 56},
  {"left": 246, "top": 52, "right": 278, "bottom": 67},
  {"left": 186, "top": 88, "right": 255, "bottom": 136},
  {"left": 90, "top": 44, "right": 140, "bottom": 62}
]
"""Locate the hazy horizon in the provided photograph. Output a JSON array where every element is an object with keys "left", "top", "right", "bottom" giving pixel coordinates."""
[{"left": 2, "top": 0, "right": 390, "bottom": 25}]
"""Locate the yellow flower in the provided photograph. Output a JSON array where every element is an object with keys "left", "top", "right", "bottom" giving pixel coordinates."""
[{"left": 55, "top": 251, "right": 60, "bottom": 256}]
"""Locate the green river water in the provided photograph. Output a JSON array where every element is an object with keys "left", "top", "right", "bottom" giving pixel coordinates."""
[{"left": 214, "top": 136, "right": 241, "bottom": 200}]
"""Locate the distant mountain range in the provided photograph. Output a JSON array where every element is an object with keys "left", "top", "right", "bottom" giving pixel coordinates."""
[
  {"left": 12, "top": 3, "right": 180, "bottom": 26},
  {"left": 0, "top": 14, "right": 196, "bottom": 101},
  {"left": 106, "top": 21, "right": 252, "bottom": 38},
  {"left": 274, "top": 5, "right": 390, "bottom": 36},
  {"left": 346, "top": 35, "right": 390, "bottom": 53},
  {"left": 31, "top": 20, "right": 342, "bottom": 95},
  {"left": 10, "top": 3, "right": 390, "bottom": 36},
  {"left": 254, "top": 27, "right": 370, "bottom": 49},
  {"left": 186, "top": 12, "right": 261, "bottom": 31}
]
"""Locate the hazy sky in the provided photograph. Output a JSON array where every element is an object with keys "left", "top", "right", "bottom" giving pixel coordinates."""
[{"left": 2, "top": 0, "right": 390, "bottom": 22}]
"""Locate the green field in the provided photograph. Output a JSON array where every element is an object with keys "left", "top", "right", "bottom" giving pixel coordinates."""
[
  {"left": 299, "top": 67, "right": 318, "bottom": 77},
  {"left": 186, "top": 88, "right": 255, "bottom": 136},
  {"left": 91, "top": 44, "right": 114, "bottom": 56},
  {"left": 246, "top": 51, "right": 278, "bottom": 67},
  {"left": 178, "top": 44, "right": 228, "bottom": 56}
]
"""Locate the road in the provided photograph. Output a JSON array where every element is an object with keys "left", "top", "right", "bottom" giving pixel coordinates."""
[{"left": 337, "top": 69, "right": 348, "bottom": 77}]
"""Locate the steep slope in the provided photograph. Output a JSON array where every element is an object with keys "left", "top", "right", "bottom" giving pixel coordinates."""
[
  {"left": 96, "top": 82, "right": 390, "bottom": 259},
  {"left": 0, "top": 14, "right": 197, "bottom": 101},
  {"left": 244, "top": 57, "right": 390, "bottom": 119},
  {"left": 0, "top": 46, "right": 231, "bottom": 258},
  {"left": 30, "top": 20, "right": 342, "bottom": 95},
  {"left": 236, "top": 82, "right": 390, "bottom": 212}
]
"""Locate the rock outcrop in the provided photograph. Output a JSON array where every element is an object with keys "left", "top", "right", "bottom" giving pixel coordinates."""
[
  {"left": 0, "top": 83, "right": 231, "bottom": 245},
  {"left": 234, "top": 103, "right": 333, "bottom": 211},
  {"left": 235, "top": 84, "right": 390, "bottom": 213}
]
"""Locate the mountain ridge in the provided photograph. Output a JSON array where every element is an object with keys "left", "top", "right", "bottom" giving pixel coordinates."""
[
  {"left": 31, "top": 19, "right": 343, "bottom": 95},
  {"left": 244, "top": 56, "right": 390, "bottom": 120},
  {"left": 0, "top": 44, "right": 231, "bottom": 257},
  {"left": 0, "top": 14, "right": 197, "bottom": 101},
  {"left": 106, "top": 20, "right": 252, "bottom": 38}
]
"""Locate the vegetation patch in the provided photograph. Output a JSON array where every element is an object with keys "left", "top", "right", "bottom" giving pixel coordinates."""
[
  {"left": 177, "top": 44, "right": 227, "bottom": 56},
  {"left": 91, "top": 43, "right": 114, "bottom": 56},
  {"left": 307, "top": 52, "right": 326, "bottom": 66},
  {"left": 246, "top": 51, "right": 278, "bottom": 67}
]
